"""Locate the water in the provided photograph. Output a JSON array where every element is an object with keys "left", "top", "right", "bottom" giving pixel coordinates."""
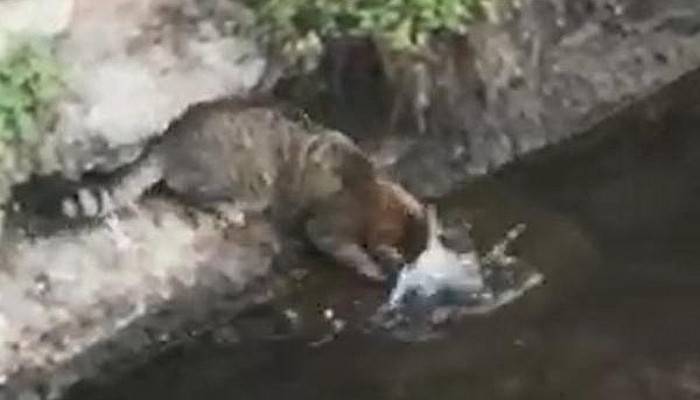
[
  {"left": 380, "top": 206, "right": 544, "bottom": 335},
  {"left": 64, "top": 72, "right": 700, "bottom": 399}
]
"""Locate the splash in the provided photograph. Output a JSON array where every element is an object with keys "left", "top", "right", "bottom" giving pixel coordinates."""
[
  {"left": 388, "top": 206, "right": 486, "bottom": 309},
  {"left": 377, "top": 205, "right": 543, "bottom": 336}
]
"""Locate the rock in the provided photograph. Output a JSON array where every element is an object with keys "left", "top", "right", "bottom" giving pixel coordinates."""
[
  {"left": 0, "top": 0, "right": 267, "bottom": 204},
  {"left": 45, "top": 0, "right": 266, "bottom": 178},
  {"left": 0, "top": 0, "right": 74, "bottom": 57},
  {"left": 0, "top": 0, "right": 268, "bottom": 236},
  {"left": 0, "top": 200, "right": 280, "bottom": 398}
]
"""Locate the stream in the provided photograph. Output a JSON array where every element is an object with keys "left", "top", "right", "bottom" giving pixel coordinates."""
[{"left": 62, "top": 77, "right": 700, "bottom": 399}]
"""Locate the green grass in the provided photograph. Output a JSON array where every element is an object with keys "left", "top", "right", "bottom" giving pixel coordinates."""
[{"left": 0, "top": 38, "right": 63, "bottom": 144}]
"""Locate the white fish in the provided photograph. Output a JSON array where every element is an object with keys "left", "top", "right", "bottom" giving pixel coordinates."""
[
  {"left": 388, "top": 205, "right": 485, "bottom": 308},
  {"left": 387, "top": 205, "right": 543, "bottom": 315}
]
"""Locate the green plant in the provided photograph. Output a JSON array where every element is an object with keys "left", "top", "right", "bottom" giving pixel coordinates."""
[
  {"left": 244, "top": 0, "right": 493, "bottom": 134},
  {"left": 246, "top": 0, "right": 487, "bottom": 55},
  {"left": 0, "top": 38, "right": 63, "bottom": 143}
]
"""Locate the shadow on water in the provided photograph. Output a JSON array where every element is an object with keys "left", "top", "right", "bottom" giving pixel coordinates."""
[{"left": 65, "top": 70, "right": 700, "bottom": 399}]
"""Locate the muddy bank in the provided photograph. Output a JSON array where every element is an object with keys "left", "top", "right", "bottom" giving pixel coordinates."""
[{"left": 307, "top": 0, "right": 700, "bottom": 198}]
